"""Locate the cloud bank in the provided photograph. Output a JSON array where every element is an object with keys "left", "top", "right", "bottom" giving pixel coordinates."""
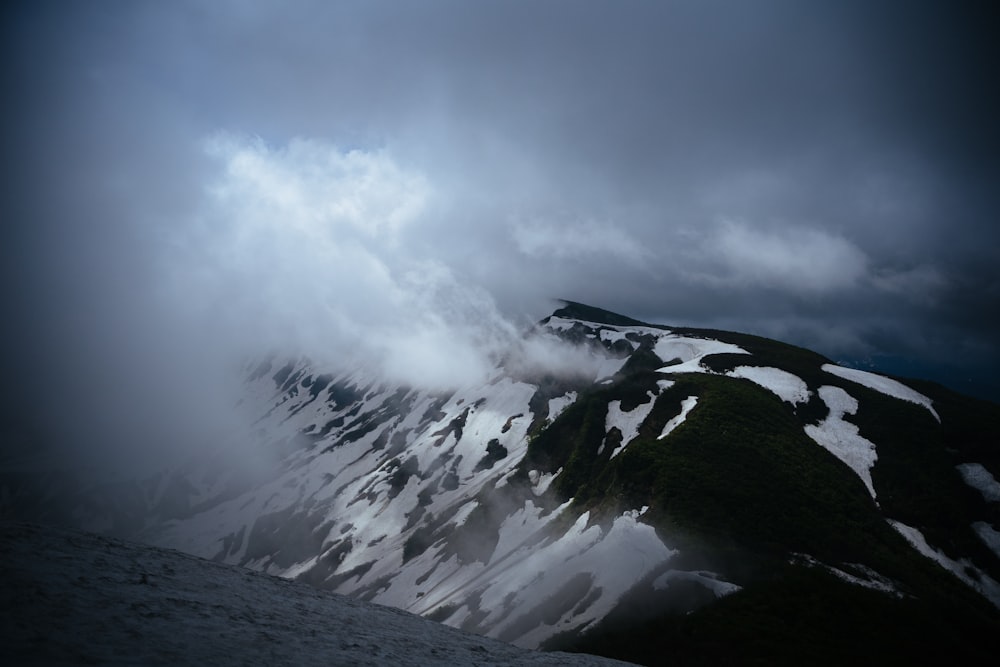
[{"left": 2, "top": 0, "right": 999, "bottom": 479}]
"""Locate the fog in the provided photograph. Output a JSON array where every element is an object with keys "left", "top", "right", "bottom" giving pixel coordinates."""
[{"left": 2, "top": 1, "right": 999, "bottom": 483}]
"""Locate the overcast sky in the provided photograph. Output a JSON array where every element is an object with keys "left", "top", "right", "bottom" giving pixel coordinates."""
[{"left": 2, "top": 0, "right": 998, "bottom": 471}]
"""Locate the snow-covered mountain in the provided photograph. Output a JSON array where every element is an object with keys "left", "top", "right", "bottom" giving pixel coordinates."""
[{"left": 4, "top": 301, "right": 1000, "bottom": 664}]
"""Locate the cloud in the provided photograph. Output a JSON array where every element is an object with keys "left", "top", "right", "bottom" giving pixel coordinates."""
[
  {"left": 2, "top": 0, "right": 999, "bottom": 477},
  {"left": 203, "top": 135, "right": 429, "bottom": 241},
  {"left": 166, "top": 134, "right": 617, "bottom": 392},
  {"left": 162, "top": 135, "right": 520, "bottom": 388},
  {"left": 511, "top": 217, "right": 649, "bottom": 264},
  {"left": 870, "top": 265, "right": 948, "bottom": 304},
  {"left": 699, "top": 219, "right": 869, "bottom": 293}
]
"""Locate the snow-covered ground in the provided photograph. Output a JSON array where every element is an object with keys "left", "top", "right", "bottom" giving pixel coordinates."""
[
  {"left": 653, "top": 569, "right": 741, "bottom": 598},
  {"left": 804, "top": 386, "right": 879, "bottom": 500},
  {"left": 654, "top": 336, "right": 748, "bottom": 373},
  {"left": 121, "top": 324, "right": 717, "bottom": 649},
  {"left": 956, "top": 463, "right": 1000, "bottom": 503},
  {"left": 725, "top": 366, "right": 811, "bottom": 405},
  {"left": 0, "top": 521, "right": 635, "bottom": 666},
  {"left": 548, "top": 391, "right": 578, "bottom": 421},
  {"left": 790, "top": 554, "right": 902, "bottom": 597},
  {"left": 657, "top": 396, "right": 698, "bottom": 440},
  {"left": 605, "top": 392, "right": 658, "bottom": 458},
  {"left": 972, "top": 521, "right": 1000, "bottom": 560},
  {"left": 888, "top": 519, "right": 1000, "bottom": 608},
  {"left": 821, "top": 364, "right": 939, "bottom": 422}
]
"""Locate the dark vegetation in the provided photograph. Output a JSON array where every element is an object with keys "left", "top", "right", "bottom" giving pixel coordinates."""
[
  {"left": 551, "top": 564, "right": 1000, "bottom": 666},
  {"left": 526, "top": 309, "right": 1000, "bottom": 665},
  {"left": 474, "top": 439, "right": 509, "bottom": 472},
  {"left": 551, "top": 300, "right": 652, "bottom": 327}
]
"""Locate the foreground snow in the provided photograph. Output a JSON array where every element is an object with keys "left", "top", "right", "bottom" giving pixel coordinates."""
[{"left": 0, "top": 521, "right": 634, "bottom": 666}]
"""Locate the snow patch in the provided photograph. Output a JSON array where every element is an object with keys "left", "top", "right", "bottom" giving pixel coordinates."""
[
  {"left": 654, "top": 336, "right": 749, "bottom": 374},
  {"left": 542, "top": 316, "right": 578, "bottom": 332},
  {"left": 598, "top": 329, "right": 634, "bottom": 347},
  {"left": 605, "top": 393, "right": 657, "bottom": 458},
  {"left": 725, "top": 366, "right": 810, "bottom": 405},
  {"left": 956, "top": 463, "right": 1000, "bottom": 503},
  {"left": 546, "top": 317, "right": 667, "bottom": 339},
  {"left": 972, "top": 522, "right": 1000, "bottom": 560},
  {"left": 889, "top": 520, "right": 1000, "bottom": 608},
  {"left": 494, "top": 467, "right": 519, "bottom": 489},
  {"left": 822, "top": 363, "right": 939, "bottom": 422},
  {"left": 658, "top": 396, "right": 698, "bottom": 440},
  {"left": 478, "top": 508, "right": 676, "bottom": 648},
  {"left": 829, "top": 564, "right": 900, "bottom": 596},
  {"left": 792, "top": 554, "right": 901, "bottom": 597},
  {"left": 653, "top": 570, "right": 740, "bottom": 597},
  {"left": 451, "top": 500, "right": 480, "bottom": 528},
  {"left": 547, "top": 392, "right": 577, "bottom": 421},
  {"left": 804, "top": 386, "right": 878, "bottom": 500},
  {"left": 528, "top": 468, "right": 562, "bottom": 496},
  {"left": 595, "top": 355, "right": 630, "bottom": 381}
]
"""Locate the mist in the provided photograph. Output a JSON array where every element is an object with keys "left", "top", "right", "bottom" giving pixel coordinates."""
[
  {"left": 3, "top": 1, "right": 999, "bottom": 487},
  {"left": 2, "top": 130, "right": 587, "bottom": 483}
]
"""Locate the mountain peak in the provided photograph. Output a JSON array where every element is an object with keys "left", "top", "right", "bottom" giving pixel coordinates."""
[{"left": 550, "top": 300, "right": 651, "bottom": 328}]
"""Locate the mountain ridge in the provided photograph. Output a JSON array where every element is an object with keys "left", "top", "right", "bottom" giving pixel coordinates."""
[{"left": 3, "top": 302, "right": 999, "bottom": 664}]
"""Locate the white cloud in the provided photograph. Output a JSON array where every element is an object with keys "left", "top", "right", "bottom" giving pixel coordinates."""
[
  {"left": 162, "top": 135, "right": 606, "bottom": 391},
  {"left": 162, "top": 136, "right": 498, "bottom": 385},
  {"left": 701, "top": 218, "right": 869, "bottom": 293},
  {"left": 511, "top": 217, "right": 649, "bottom": 263},
  {"left": 204, "top": 134, "right": 430, "bottom": 241}
]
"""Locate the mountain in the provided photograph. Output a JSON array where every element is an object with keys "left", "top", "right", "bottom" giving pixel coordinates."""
[{"left": 3, "top": 301, "right": 1000, "bottom": 664}]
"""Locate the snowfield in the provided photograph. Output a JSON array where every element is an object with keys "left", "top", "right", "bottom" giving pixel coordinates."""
[
  {"left": 821, "top": 363, "right": 939, "bottom": 422},
  {"left": 0, "top": 521, "right": 635, "bottom": 667},
  {"left": 654, "top": 335, "right": 748, "bottom": 373},
  {"left": 725, "top": 365, "right": 811, "bottom": 405},
  {"left": 548, "top": 391, "right": 578, "bottom": 421},
  {"left": 804, "top": 386, "right": 879, "bottom": 500},
  {"left": 129, "top": 349, "right": 688, "bottom": 650}
]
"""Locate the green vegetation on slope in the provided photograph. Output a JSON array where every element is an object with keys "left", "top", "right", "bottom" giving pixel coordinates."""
[
  {"left": 552, "top": 564, "right": 1000, "bottom": 667},
  {"left": 526, "top": 307, "right": 1000, "bottom": 665}
]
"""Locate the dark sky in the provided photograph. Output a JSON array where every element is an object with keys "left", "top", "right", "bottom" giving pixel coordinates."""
[{"left": 2, "top": 0, "right": 999, "bottom": 472}]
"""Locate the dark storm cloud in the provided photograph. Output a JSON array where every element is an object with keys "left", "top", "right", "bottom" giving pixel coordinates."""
[{"left": 2, "top": 0, "right": 998, "bottom": 475}]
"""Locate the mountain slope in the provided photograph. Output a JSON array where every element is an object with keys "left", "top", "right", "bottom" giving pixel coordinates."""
[
  {"left": 0, "top": 520, "right": 632, "bottom": 666},
  {"left": 4, "top": 301, "right": 1000, "bottom": 664}
]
